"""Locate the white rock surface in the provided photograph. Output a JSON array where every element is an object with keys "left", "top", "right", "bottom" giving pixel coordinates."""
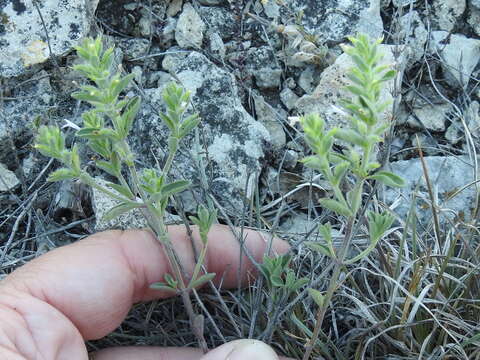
[
  {"left": 385, "top": 156, "right": 480, "bottom": 224},
  {"left": 0, "top": 163, "right": 19, "bottom": 191},
  {"left": 431, "top": 0, "right": 466, "bottom": 31},
  {"left": 429, "top": 32, "right": 480, "bottom": 89},
  {"left": 0, "top": 0, "right": 99, "bottom": 78},
  {"left": 398, "top": 11, "right": 427, "bottom": 65},
  {"left": 175, "top": 3, "right": 205, "bottom": 48}
]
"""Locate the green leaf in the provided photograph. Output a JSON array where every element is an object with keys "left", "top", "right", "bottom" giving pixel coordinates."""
[
  {"left": 305, "top": 241, "right": 334, "bottom": 258},
  {"left": 301, "top": 155, "right": 329, "bottom": 173},
  {"left": 319, "top": 198, "right": 353, "bottom": 217},
  {"left": 367, "top": 210, "right": 395, "bottom": 244},
  {"left": 334, "top": 128, "right": 368, "bottom": 147},
  {"left": 189, "top": 273, "right": 216, "bottom": 289},
  {"left": 47, "top": 168, "right": 77, "bottom": 182},
  {"left": 332, "top": 161, "right": 350, "bottom": 186},
  {"left": 149, "top": 282, "right": 178, "bottom": 293},
  {"left": 164, "top": 273, "right": 178, "bottom": 288},
  {"left": 159, "top": 113, "right": 176, "bottom": 131},
  {"left": 161, "top": 180, "right": 190, "bottom": 198},
  {"left": 105, "top": 182, "right": 135, "bottom": 199},
  {"left": 178, "top": 113, "right": 201, "bottom": 138},
  {"left": 96, "top": 160, "right": 119, "bottom": 177},
  {"left": 102, "top": 201, "right": 141, "bottom": 222},
  {"left": 346, "top": 184, "right": 363, "bottom": 214},
  {"left": 290, "top": 277, "right": 309, "bottom": 292},
  {"left": 88, "top": 139, "right": 112, "bottom": 159},
  {"left": 380, "top": 69, "right": 396, "bottom": 82},
  {"left": 308, "top": 288, "right": 325, "bottom": 307},
  {"left": 34, "top": 125, "right": 66, "bottom": 159},
  {"left": 121, "top": 96, "right": 141, "bottom": 136},
  {"left": 110, "top": 73, "right": 135, "bottom": 100},
  {"left": 344, "top": 235, "right": 381, "bottom": 264},
  {"left": 369, "top": 170, "right": 405, "bottom": 187}
]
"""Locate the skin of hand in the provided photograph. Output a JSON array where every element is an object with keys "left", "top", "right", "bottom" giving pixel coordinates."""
[{"left": 0, "top": 225, "right": 293, "bottom": 360}]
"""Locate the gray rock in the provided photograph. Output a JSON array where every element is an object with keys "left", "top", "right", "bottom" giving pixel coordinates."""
[
  {"left": 295, "top": 45, "right": 403, "bottom": 129},
  {"left": 472, "top": 0, "right": 480, "bottom": 9},
  {"left": 445, "top": 123, "right": 463, "bottom": 144},
  {"left": 385, "top": 156, "right": 479, "bottom": 224},
  {"left": 398, "top": 11, "right": 427, "bottom": 65},
  {"left": 0, "top": 70, "right": 55, "bottom": 164},
  {"left": 175, "top": 3, "right": 205, "bottom": 48},
  {"left": 263, "top": 1, "right": 281, "bottom": 18},
  {"left": 284, "top": 0, "right": 383, "bottom": 43},
  {"left": 431, "top": 0, "right": 466, "bottom": 31},
  {"left": 246, "top": 46, "right": 282, "bottom": 89},
  {"left": 0, "top": 163, "right": 19, "bottom": 191},
  {"left": 392, "top": 0, "right": 411, "bottom": 6},
  {"left": 0, "top": 0, "right": 99, "bottom": 78},
  {"left": 198, "top": 6, "right": 237, "bottom": 41},
  {"left": 254, "top": 95, "right": 287, "bottom": 150},
  {"left": 161, "top": 47, "right": 190, "bottom": 72},
  {"left": 280, "top": 88, "right": 299, "bottom": 110},
  {"left": 407, "top": 103, "right": 452, "bottom": 132},
  {"left": 208, "top": 32, "right": 226, "bottom": 60},
  {"left": 197, "top": 0, "right": 224, "bottom": 5},
  {"left": 117, "top": 38, "right": 150, "bottom": 61},
  {"left": 134, "top": 52, "right": 270, "bottom": 213},
  {"left": 160, "top": 17, "right": 177, "bottom": 47},
  {"left": 468, "top": 8, "right": 480, "bottom": 37},
  {"left": 167, "top": 0, "right": 183, "bottom": 17},
  {"left": 429, "top": 32, "right": 480, "bottom": 89},
  {"left": 298, "top": 66, "right": 321, "bottom": 94},
  {"left": 283, "top": 149, "right": 299, "bottom": 170}
]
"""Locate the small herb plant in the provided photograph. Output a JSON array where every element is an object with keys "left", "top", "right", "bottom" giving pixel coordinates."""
[
  {"left": 298, "top": 34, "right": 405, "bottom": 360},
  {"left": 34, "top": 37, "right": 215, "bottom": 352}
]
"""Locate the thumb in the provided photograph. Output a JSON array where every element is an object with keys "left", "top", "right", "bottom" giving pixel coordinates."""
[{"left": 201, "top": 339, "right": 280, "bottom": 360}]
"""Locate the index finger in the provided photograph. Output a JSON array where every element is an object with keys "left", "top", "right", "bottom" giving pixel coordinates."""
[{"left": 0, "top": 225, "right": 289, "bottom": 340}]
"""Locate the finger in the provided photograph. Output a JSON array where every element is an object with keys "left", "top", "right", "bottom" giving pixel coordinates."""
[
  {"left": 201, "top": 340, "right": 282, "bottom": 360},
  {"left": 90, "top": 342, "right": 295, "bottom": 360},
  {"left": 91, "top": 346, "right": 202, "bottom": 360},
  {"left": 1, "top": 225, "right": 289, "bottom": 340}
]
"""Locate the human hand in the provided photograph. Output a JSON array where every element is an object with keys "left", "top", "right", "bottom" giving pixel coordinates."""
[{"left": 0, "top": 225, "right": 292, "bottom": 359}]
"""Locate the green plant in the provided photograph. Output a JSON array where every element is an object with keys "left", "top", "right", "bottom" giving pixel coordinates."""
[
  {"left": 299, "top": 34, "right": 405, "bottom": 360},
  {"left": 34, "top": 36, "right": 215, "bottom": 352}
]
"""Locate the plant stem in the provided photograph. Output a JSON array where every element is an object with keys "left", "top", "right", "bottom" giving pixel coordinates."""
[
  {"left": 302, "top": 217, "right": 355, "bottom": 360},
  {"left": 123, "top": 141, "right": 208, "bottom": 353}
]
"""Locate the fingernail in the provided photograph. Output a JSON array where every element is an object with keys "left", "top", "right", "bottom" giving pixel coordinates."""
[{"left": 227, "top": 340, "right": 278, "bottom": 360}]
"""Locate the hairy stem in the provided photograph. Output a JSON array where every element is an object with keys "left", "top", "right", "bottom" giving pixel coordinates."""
[{"left": 302, "top": 217, "right": 355, "bottom": 360}]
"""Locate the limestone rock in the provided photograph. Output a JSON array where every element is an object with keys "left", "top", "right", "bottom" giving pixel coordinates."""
[
  {"left": 385, "top": 156, "right": 479, "bottom": 224},
  {"left": 398, "top": 11, "right": 427, "bottom": 65},
  {"left": 175, "top": 3, "right": 205, "bottom": 48},
  {"left": 245, "top": 46, "right": 282, "bottom": 89},
  {"left": 0, "top": 163, "right": 19, "bottom": 192},
  {"left": 134, "top": 52, "right": 270, "bottom": 213},
  {"left": 0, "top": 0, "right": 99, "bottom": 78},
  {"left": 431, "top": 0, "right": 466, "bottom": 31},
  {"left": 429, "top": 32, "right": 480, "bottom": 89},
  {"left": 283, "top": 0, "right": 383, "bottom": 43}
]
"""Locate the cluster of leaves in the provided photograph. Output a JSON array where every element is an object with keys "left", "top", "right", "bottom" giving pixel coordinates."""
[
  {"left": 34, "top": 36, "right": 216, "bottom": 296},
  {"left": 260, "top": 255, "right": 308, "bottom": 303},
  {"left": 298, "top": 34, "right": 405, "bottom": 359},
  {"left": 301, "top": 34, "right": 404, "bottom": 267}
]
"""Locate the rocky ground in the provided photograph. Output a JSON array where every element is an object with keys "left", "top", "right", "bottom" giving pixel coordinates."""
[{"left": 1, "top": 0, "right": 480, "bottom": 358}]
